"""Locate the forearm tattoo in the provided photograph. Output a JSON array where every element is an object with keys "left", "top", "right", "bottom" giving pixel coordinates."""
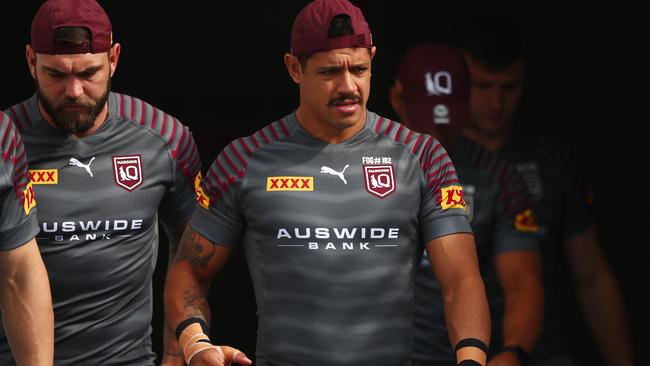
[
  {"left": 175, "top": 228, "right": 216, "bottom": 269},
  {"left": 183, "top": 286, "right": 211, "bottom": 319}
]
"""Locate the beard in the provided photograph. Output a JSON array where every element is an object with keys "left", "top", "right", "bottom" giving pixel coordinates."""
[{"left": 36, "top": 77, "right": 110, "bottom": 135}]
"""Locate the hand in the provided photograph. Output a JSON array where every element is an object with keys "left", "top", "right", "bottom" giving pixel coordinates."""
[
  {"left": 189, "top": 345, "right": 252, "bottom": 366},
  {"left": 487, "top": 351, "right": 522, "bottom": 366}
]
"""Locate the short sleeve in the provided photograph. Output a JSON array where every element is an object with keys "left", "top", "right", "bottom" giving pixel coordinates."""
[
  {"left": 158, "top": 122, "right": 202, "bottom": 225},
  {"left": 190, "top": 142, "right": 246, "bottom": 247},
  {"left": 492, "top": 163, "right": 540, "bottom": 254},
  {"left": 0, "top": 114, "right": 39, "bottom": 250},
  {"left": 419, "top": 137, "right": 473, "bottom": 242}
]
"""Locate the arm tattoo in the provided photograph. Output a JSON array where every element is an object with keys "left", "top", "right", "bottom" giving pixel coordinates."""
[
  {"left": 174, "top": 229, "right": 216, "bottom": 269},
  {"left": 183, "top": 286, "right": 211, "bottom": 319}
]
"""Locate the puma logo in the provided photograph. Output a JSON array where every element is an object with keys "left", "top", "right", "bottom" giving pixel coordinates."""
[
  {"left": 320, "top": 164, "right": 349, "bottom": 184},
  {"left": 69, "top": 157, "right": 96, "bottom": 177}
]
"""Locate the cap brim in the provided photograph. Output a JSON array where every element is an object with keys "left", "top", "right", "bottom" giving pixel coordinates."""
[{"left": 402, "top": 98, "right": 470, "bottom": 133}]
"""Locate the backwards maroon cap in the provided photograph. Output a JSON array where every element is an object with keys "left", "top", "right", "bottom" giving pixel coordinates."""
[
  {"left": 31, "top": 0, "right": 112, "bottom": 54},
  {"left": 290, "top": 0, "right": 372, "bottom": 56},
  {"left": 397, "top": 42, "right": 470, "bottom": 131}
]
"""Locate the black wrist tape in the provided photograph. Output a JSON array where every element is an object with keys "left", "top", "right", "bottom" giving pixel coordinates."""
[
  {"left": 455, "top": 337, "right": 489, "bottom": 354},
  {"left": 458, "top": 360, "right": 482, "bottom": 366},
  {"left": 174, "top": 317, "right": 209, "bottom": 340}
]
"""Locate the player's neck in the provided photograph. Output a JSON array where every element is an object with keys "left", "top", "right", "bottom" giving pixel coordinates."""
[
  {"left": 38, "top": 100, "right": 109, "bottom": 138},
  {"left": 461, "top": 125, "right": 511, "bottom": 152},
  {"left": 295, "top": 107, "right": 366, "bottom": 144}
]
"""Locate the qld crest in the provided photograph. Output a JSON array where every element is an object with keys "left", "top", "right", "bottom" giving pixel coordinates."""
[
  {"left": 363, "top": 164, "right": 396, "bottom": 198},
  {"left": 112, "top": 155, "right": 143, "bottom": 191}
]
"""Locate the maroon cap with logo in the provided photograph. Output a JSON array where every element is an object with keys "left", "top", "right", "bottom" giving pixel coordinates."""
[
  {"left": 31, "top": 0, "right": 112, "bottom": 55},
  {"left": 290, "top": 0, "right": 373, "bottom": 56},
  {"left": 397, "top": 42, "right": 470, "bottom": 132}
]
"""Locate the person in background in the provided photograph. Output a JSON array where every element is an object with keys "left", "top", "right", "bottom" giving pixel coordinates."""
[
  {"left": 391, "top": 41, "right": 543, "bottom": 366},
  {"left": 457, "top": 10, "right": 635, "bottom": 366}
]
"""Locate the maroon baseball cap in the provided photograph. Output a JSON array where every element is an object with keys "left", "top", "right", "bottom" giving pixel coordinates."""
[
  {"left": 290, "top": 0, "right": 373, "bottom": 56},
  {"left": 397, "top": 42, "right": 470, "bottom": 132},
  {"left": 31, "top": 0, "right": 112, "bottom": 55}
]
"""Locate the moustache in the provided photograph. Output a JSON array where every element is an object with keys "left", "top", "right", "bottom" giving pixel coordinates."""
[
  {"left": 60, "top": 97, "right": 94, "bottom": 110},
  {"left": 328, "top": 95, "right": 361, "bottom": 107}
]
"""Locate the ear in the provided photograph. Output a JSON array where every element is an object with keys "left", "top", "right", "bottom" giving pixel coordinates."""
[
  {"left": 370, "top": 46, "right": 377, "bottom": 60},
  {"left": 389, "top": 79, "right": 406, "bottom": 121},
  {"left": 26, "top": 45, "right": 37, "bottom": 79},
  {"left": 284, "top": 53, "right": 303, "bottom": 84},
  {"left": 108, "top": 43, "right": 121, "bottom": 78}
]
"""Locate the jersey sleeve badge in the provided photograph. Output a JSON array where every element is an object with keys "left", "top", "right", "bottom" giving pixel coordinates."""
[
  {"left": 194, "top": 172, "right": 211, "bottom": 209},
  {"left": 440, "top": 185, "right": 466, "bottom": 210},
  {"left": 23, "top": 182, "right": 37, "bottom": 215},
  {"left": 514, "top": 208, "right": 540, "bottom": 232}
]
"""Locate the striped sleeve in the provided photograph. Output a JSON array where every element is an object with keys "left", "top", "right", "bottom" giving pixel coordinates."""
[
  {"left": 465, "top": 141, "right": 536, "bottom": 219},
  {"left": 190, "top": 119, "right": 290, "bottom": 246},
  {"left": 417, "top": 135, "right": 473, "bottom": 242},
  {"left": 0, "top": 112, "right": 39, "bottom": 250},
  {"left": 493, "top": 160, "right": 539, "bottom": 253},
  {"left": 374, "top": 119, "right": 472, "bottom": 243},
  {"left": 113, "top": 94, "right": 201, "bottom": 224}
]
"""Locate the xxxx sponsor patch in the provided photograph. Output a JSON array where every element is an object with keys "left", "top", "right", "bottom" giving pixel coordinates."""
[
  {"left": 266, "top": 176, "right": 314, "bottom": 191},
  {"left": 29, "top": 169, "right": 58, "bottom": 184}
]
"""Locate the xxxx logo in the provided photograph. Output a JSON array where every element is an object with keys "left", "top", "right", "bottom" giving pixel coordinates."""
[
  {"left": 29, "top": 169, "right": 58, "bottom": 184},
  {"left": 440, "top": 185, "right": 466, "bottom": 210},
  {"left": 266, "top": 176, "right": 314, "bottom": 191}
]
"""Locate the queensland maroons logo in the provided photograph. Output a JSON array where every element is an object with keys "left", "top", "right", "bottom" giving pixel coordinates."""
[
  {"left": 112, "top": 155, "right": 143, "bottom": 191},
  {"left": 363, "top": 164, "right": 396, "bottom": 198}
]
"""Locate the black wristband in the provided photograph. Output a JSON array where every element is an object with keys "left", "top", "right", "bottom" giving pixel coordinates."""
[
  {"left": 454, "top": 338, "right": 489, "bottom": 354},
  {"left": 458, "top": 360, "right": 482, "bottom": 366},
  {"left": 501, "top": 345, "right": 529, "bottom": 365},
  {"left": 174, "top": 317, "right": 209, "bottom": 340}
]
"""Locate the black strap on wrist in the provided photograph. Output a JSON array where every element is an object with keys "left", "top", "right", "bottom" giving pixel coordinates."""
[
  {"left": 501, "top": 345, "right": 529, "bottom": 365},
  {"left": 458, "top": 360, "right": 482, "bottom": 366},
  {"left": 454, "top": 337, "right": 489, "bottom": 354},
  {"left": 174, "top": 317, "right": 209, "bottom": 340}
]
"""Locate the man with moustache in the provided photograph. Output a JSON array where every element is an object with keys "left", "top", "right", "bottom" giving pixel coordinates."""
[
  {"left": 164, "top": 1, "right": 490, "bottom": 365},
  {"left": 0, "top": 1, "right": 201, "bottom": 365}
]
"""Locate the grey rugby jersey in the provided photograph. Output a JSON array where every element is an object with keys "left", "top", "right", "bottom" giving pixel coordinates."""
[
  {"left": 500, "top": 129, "right": 592, "bottom": 361},
  {"left": 412, "top": 136, "right": 539, "bottom": 363},
  {"left": 0, "top": 111, "right": 38, "bottom": 250},
  {"left": 0, "top": 93, "right": 200, "bottom": 365},
  {"left": 191, "top": 111, "right": 472, "bottom": 366}
]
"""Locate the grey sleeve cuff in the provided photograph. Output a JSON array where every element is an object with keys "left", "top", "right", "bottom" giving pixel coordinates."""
[
  {"left": 421, "top": 214, "right": 473, "bottom": 244},
  {"left": 493, "top": 233, "right": 539, "bottom": 254},
  {"left": 0, "top": 213, "right": 39, "bottom": 251},
  {"left": 189, "top": 207, "right": 243, "bottom": 248}
]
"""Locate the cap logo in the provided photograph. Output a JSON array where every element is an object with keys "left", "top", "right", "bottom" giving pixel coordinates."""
[
  {"left": 433, "top": 104, "right": 450, "bottom": 124},
  {"left": 425, "top": 71, "right": 453, "bottom": 96}
]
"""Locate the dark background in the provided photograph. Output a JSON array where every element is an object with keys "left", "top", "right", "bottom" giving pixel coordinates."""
[{"left": 1, "top": 1, "right": 648, "bottom": 364}]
